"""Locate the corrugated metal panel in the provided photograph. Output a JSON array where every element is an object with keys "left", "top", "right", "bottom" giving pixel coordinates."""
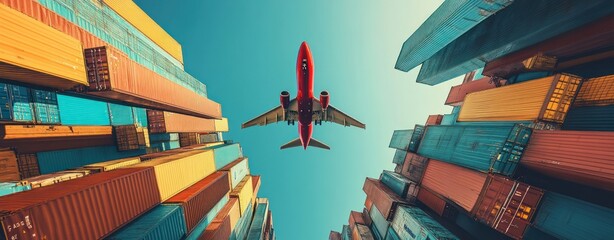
[
  {"left": 399, "top": 153, "right": 428, "bottom": 184},
  {"left": 230, "top": 175, "right": 254, "bottom": 216},
  {"left": 126, "top": 150, "right": 216, "bottom": 201},
  {"left": 391, "top": 149, "right": 407, "bottom": 165},
  {"left": 0, "top": 3, "right": 87, "bottom": 90},
  {"left": 108, "top": 102, "right": 135, "bottom": 126},
  {"left": 184, "top": 195, "right": 229, "bottom": 240},
  {"left": 37, "top": 145, "right": 146, "bottom": 174},
  {"left": 0, "top": 168, "right": 160, "bottom": 240},
  {"left": 0, "top": 182, "right": 30, "bottom": 197},
  {"left": 352, "top": 224, "right": 374, "bottom": 240},
  {"left": 101, "top": 0, "right": 183, "bottom": 63},
  {"left": 506, "top": 71, "right": 551, "bottom": 84},
  {"left": 220, "top": 158, "right": 250, "bottom": 189},
  {"left": 165, "top": 172, "right": 231, "bottom": 234},
  {"left": 31, "top": 89, "right": 60, "bottom": 124},
  {"left": 0, "top": 83, "right": 34, "bottom": 122},
  {"left": 0, "top": 149, "right": 19, "bottom": 182},
  {"left": 147, "top": 110, "right": 217, "bottom": 133},
  {"left": 421, "top": 160, "right": 487, "bottom": 212},
  {"left": 82, "top": 157, "right": 141, "bottom": 172},
  {"left": 483, "top": 54, "right": 556, "bottom": 79},
  {"left": 574, "top": 75, "right": 614, "bottom": 107},
  {"left": 391, "top": 205, "right": 459, "bottom": 240},
  {"left": 446, "top": 77, "right": 497, "bottom": 106},
  {"left": 417, "top": 124, "right": 531, "bottom": 175},
  {"left": 362, "top": 208, "right": 372, "bottom": 227},
  {"left": 342, "top": 225, "right": 352, "bottom": 240},
  {"left": 458, "top": 74, "right": 581, "bottom": 123},
  {"left": 349, "top": 211, "right": 365, "bottom": 231},
  {"left": 369, "top": 223, "right": 382, "bottom": 240},
  {"left": 0, "top": 124, "right": 111, "bottom": 140},
  {"left": 201, "top": 198, "right": 240, "bottom": 240},
  {"left": 534, "top": 192, "right": 614, "bottom": 240},
  {"left": 107, "top": 204, "right": 187, "bottom": 240},
  {"left": 380, "top": 171, "right": 413, "bottom": 199},
  {"left": 417, "top": 187, "right": 446, "bottom": 216},
  {"left": 230, "top": 202, "right": 254, "bottom": 240},
  {"left": 416, "top": 0, "right": 614, "bottom": 85},
  {"left": 15, "top": 153, "right": 39, "bottom": 179},
  {"left": 388, "top": 129, "right": 412, "bottom": 150},
  {"left": 562, "top": 105, "right": 614, "bottom": 131},
  {"left": 395, "top": 0, "right": 512, "bottom": 71},
  {"left": 369, "top": 205, "right": 389, "bottom": 239},
  {"left": 19, "top": 170, "right": 90, "bottom": 188},
  {"left": 472, "top": 175, "right": 544, "bottom": 239},
  {"left": 84, "top": 46, "right": 220, "bottom": 119},
  {"left": 0, "top": 83, "right": 10, "bottom": 121},
  {"left": 150, "top": 133, "right": 180, "bottom": 142},
  {"left": 215, "top": 118, "right": 229, "bottom": 132},
  {"left": 246, "top": 199, "right": 269, "bottom": 240},
  {"left": 209, "top": 143, "right": 243, "bottom": 170},
  {"left": 521, "top": 130, "right": 614, "bottom": 191},
  {"left": 57, "top": 94, "right": 110, "bottom": 125},
  {"left": 384, "top": 226, "right": 400, "bottom": 240},
  {"left": 408, "top": 125, "right": 425, "bottom": 153},
  {"left": 150, "top": 141, "right": 181, "bottom": 151},
  {"left": 362, "top": 178, "right": 408, "bottom": 221},
  {"left": 425, "top": 114, "right": 443, "bottom": 126},
  {"left": 133, "top": 107, "right": 148, "bottom": 127}
]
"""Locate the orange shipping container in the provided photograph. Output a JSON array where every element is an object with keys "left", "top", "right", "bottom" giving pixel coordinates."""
[
  {"left": 0, "top": 149, "right": 20, "bottom": 181},
  {"left": 147, "top": 110, "right": 216, "bottom": 133},
  {"left": 445, "top": 77, "right": 498, "bottom": 106},
  {"left": 1, "top": 125, "right": 111, "bottom": 140},
  {"left": 200, "top": 198, "right": 240, "bottom": 240},
  {"left": 0, "top": 3, "right": 87, "bottom": 90},
  {"left": 421, "top": 160, "right": 488, "bottom": 212},
  {"left": 573, "top": 75, "right": 614, "bottom": 107},
  {"left": 458, "top": 74, "right": 582, "bottom": 123}
]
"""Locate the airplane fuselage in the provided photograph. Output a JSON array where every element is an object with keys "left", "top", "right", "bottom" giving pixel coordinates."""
[{"left": 296, "top": 42, "right": 315, "bottom": 149}]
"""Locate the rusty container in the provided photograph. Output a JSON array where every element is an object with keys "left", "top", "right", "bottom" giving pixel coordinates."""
[
  {"left": 147, "top": 110, "right": 217, "bottom": 133},
  {"left": 425, "top": 114, "right": 444, "bottom": 126},
  {"left": 348, "top": 211, "right": 365, "bottom": 233},
  {"left": 15, "top": 153, "right": 39, "bottom": 179},
  {"left": 362, "top": 177, "right": 408, "bottom": 221},
  {"left": 445, "top": 77, "right": 498, "bottom": 106},
  {"left": 200, "top": 198, "right": 240, "bottom": 240},
  {"left": 398, "top": 152, "right": 428, "bottom": 184},
  {"left": 329, "top": 231, "right": 342, "bottom": 240},
  {"left": 0, "top": 149, "right": 19, "bottom": 181},
  {"left": 0, "top": 167, "right": 160, "bottom": 240}
]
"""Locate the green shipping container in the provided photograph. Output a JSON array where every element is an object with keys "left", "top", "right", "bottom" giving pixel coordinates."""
[
  {"left": 379, "top": 170, "right": 413, "bottom": 198},
  {"left": 107, "top": 205, "right": 187, "bottom": 240},
  {"left": 391, "top": 205, "right": 459, "bottom": 240}
]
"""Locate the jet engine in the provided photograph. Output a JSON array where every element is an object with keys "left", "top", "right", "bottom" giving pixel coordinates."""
[
  {"left": 319, "top": 91, "right": 329, "bottom": 110},
  {"left": 280, "top": 91, "right": 290, "bottom": 109}
]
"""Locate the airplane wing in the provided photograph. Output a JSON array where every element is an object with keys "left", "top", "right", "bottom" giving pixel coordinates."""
[
  {"left": 242, "top": 99, "right": 298, "bottom": 128},
  {"left": 312, "top": 99, "right": 366, "bottom": 129}
]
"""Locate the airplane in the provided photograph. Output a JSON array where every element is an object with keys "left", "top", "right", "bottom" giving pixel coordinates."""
[{"left": 242, "top": 41, "right": 366, "bottom": 150}]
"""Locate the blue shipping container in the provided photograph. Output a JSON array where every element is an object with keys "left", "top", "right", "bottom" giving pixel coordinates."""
[
  {"left": 230, "top": 202, "right": 254, "bottom": 240},
  {"left": 31, "top": 89, "right": 60, "bottom": 124},
  {"left": 108, "top": 103, "right": 135, "bottom": 126},
  {"left": 207, "top": 144, "right": 244, "bottom": 170},
  {"left": 133, "top": 107, "right": 148, "bottom": 127},
  {"left": 0, "top": 83, "right": 34, "bottom": 122},
  {"left": 107, "top": 205, "right": 187, "bottom": 240},
  {"left": 391, "top": 205, "right": 459, "bottom": 240},
  {"left": 380, "top": 170, "right": 412, "bottom": 198},
  {"left": 384, "top": 226, "right": 400, "bottom": 240},
  {"left": 150, "top": 141, "right": 181, "bottom": 152},
  {"left": 57, "top": 94, "right": 110, "bottom": 125},
  {"left": 533, "top": 192, "right": 614, "bottom": 240},
  {"left": 185, "top": 196, "right": 229, "bottom": 240},
  {"left": 37, "top": 145, "right": 146, "bottom": 174},
  {"left": 417, "top": 123, "right": 531, "bottom": 175},
  {"left": 408, "top": 125, "right": 425, "bottom": 153},
  {"left": 389, "top": 130, "right": 413, "bottom": 151},
  {"left": 562, "top": 105, "right": 614, "bottom": 131},
  {"left": 0, "top": 182, "right": 31, "bottom": 197},
  {"left": 246, "top": 201, "right": 269, "bottom": 240},
  {"left": 149, "top": 133, "right": 180, "bottom": 142}
]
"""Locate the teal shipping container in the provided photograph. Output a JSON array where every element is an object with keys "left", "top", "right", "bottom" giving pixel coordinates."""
[
  {"left": 150, "top": 141, "right": 180, "bottom": 152},
  {"left": 408, "top": 125, "right": 425, "bottom": 153},
  {"left": 533, "top": 192, "right": 614, "bottom": 240},
  {"left": 391, "top": 205, "right": 459, "bottom": 240},
  {"left": 370, "top": 224, "right": 383, "bottom": 240},
  {"left": 389, "top": 129, "right": 413, "bottom": 151},
  {"left": 133, "top": 107, "right": 148, "bottom": 127},
  {"left": 0, "top": 83, "right": 34, "bottom": 122},
  {"left": 391, "top": 149, "right": 407, "bottom": 165},
  {"left": 230, "top": 202, "right": 254, "bottom": 240},
  {"left": 149, "top": 133, "right": 180, "bottom": 142},
  {"left": 523, "top": 226, "right": 558, "bottom": 240},
  {"left": 108, "top": 103, "right": 135, "bottom": 126},
  {"left": 207, "top": 143, "right": 244, "bottom": 170},
  {"left": 441, "top": 106, "right": 461, "bottom": 125},
  {"left": 562, "top": 105, "right": 614, "bottom": 131},
  {"left": 417, "top": 123, "right": 531, "bottom": 176},
  {"left": 506, "top": 71, "right": 551, "bottom": 84},
  {"left": 57, "top": 94, "right": 110, "bottom": 125},
  {"left": 0, "top": 182, "right": 31, "bottom": 197},
  {"left": 36, "top": 145, "right": 147, "bottom": 174},
  {"left": 246, "top": 201, "right": 269, "bottom": 240},
  {"left": 380, "top": 171, "right": 413, "bottom": 198},
  {"left": 369, "top": 205, "right": 389, "bottom": 240},
  {"left": 31, "top": 89, "right": 60, "bottom": 124},
  {"left": 384, "top": 226, "right": 400, "bottom": 240},
  {"left": 341, "top": 225, "right": 352, "bottom": 240},
  {"left": 107, "top": 205, "right": 187, "bottom": 240},
  {"left": 185, "top": 196, "right": 229, "bottom": 240}
]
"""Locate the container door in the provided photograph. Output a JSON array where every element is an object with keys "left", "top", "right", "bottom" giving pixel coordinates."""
[
  {"left": 9, "top": 85, "right": 34, "bottom": 122},
  {"left": 32, "top": 89, "right": 61, "bottom": 124},
  {"left": 0, "top": 83, "right": 11, "bottom": 121}
]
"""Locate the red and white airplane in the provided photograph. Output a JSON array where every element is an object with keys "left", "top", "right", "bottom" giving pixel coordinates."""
[{"left": 242, "top": 41, "right": 365, "bottom": 150}]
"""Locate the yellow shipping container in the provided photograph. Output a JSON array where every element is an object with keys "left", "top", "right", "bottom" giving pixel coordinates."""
[
  {"left": 458, "top": 73, "right": 582, "bottom": 123},
  {"left": 126, "top": 150, "right": 215, "bottom": 201},
  {"left": 573, "top": 75, "right": 614, "bottom": 107},
  {"left": 0, "top": 149, "right": 19, "bottom": 182},
  {"left": 82, "top": 157, "right": 141, "bottom": 172},
  {"left": 102, "top": 0, "right": 183, "bottom": 63},
  {"left": 227, "top": 198, "right": 241, "bottom": 232},
  {"left": 20, "top": 170, "right": 90, "bottom": 188},
  {"left": 214, "top": 118, "right": 229, "bottom": 132},
  {"left": 0, "top": 4, "right": 87, "bottom": 90},
  {"left": 230, "top": 175, "right": 254, "bottom": 216}
]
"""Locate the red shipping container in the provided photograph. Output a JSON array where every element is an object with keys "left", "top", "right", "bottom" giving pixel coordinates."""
[
  {"left": 521, "top": 130, "right": 614, "bottom": 191},
  {"left": 329, "top": 231, "right": 342, "bottom": 240},
  {"left": 348, "top": 211, "right": 365, "bottom": 232},
  {"left": 362, "top": 178, "right": 408, "bottom": 221},
  {"left": 147, "top": 110, "right": 217, "bottom": 133},
  {"left": 417, "top": 187, "right": 447, "bottom": 216},
  {"left": 199, "top": 198, "right": 238, "bottom": 240},
  {"left": 165, "top": 172, "right": 231, "bottom": 234},
  {"left": 364, "top": 196, "right": 373, "bottom": 211},
  {"left": 252, "top": 175, "right": 261, "bottom": 195},
  {"left": 421, "top": 160, "right": 488, "bottom": 212},
  {"left": 0, "top": 135, "right": 114, "bottom": 154},
  {"left": 425, "top": 114, "right": 444, "bottom": 126},
  {"left": 0, "top": 167, "right": 160, "bottom": 240},
  {"left": 472, "top": 175, "right": 544, "bottom": 240},
  {"left": 84, "top": 46, "right": 221, "bottom": 119},
  {"left": 399, "top": 153, "right": 428, "bottom": 184},
  {"left": 445, "top": 77, "right": 497, "bottom": 106}
]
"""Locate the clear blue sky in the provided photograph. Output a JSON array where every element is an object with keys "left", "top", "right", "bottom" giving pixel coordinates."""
[{"left": 135, "top": 0, "right": 460, "bottom": 238}]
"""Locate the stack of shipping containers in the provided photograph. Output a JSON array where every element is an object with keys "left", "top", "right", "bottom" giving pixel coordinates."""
[
  {"left": 332, "top": 1, "right": 614, "bottom": 239},
  {"left": 0, "top": 1, "right": 274, "bottom": 239}
]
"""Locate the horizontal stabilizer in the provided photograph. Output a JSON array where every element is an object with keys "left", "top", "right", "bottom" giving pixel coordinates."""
[
  {"left": 309, "top": 138, "right": 330, "bottom": 150},
  {"left": 279, "top": 137, "right": 331, "bottom": 150}
]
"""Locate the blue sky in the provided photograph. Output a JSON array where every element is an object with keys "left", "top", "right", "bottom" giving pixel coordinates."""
[{"left": 135, "top": 0, "right": 460, "bottom": 238}]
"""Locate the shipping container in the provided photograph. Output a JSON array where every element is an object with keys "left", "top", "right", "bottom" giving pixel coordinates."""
[
  {"left": 395, "top": 0, "right": 512, "bottom": 71},
  {"left": 150, "top": 141, "right": 181, "bottom": 152},
  {"left": 147, "top": 110, "right": 217, "bottom": 133},
  {"left": 505, "top": 71, "right": 552, "bottom": 84},
  {"left": 82, "top": 157, "right": 141, "bottom": 173},
  {"left": 481, "top": 53, "right": 556, "bottom": 79},
  {"left": 185, "top": 195, "right": 229, "bottom": 240},
  {"left": 0, "top": 182, "right": 30, "bottom": 197},
  {"left": 208, "top": 143, "right": 243, "bottom": 170},
  {"left": 150, "top": 133, "right": 180, "bottom": 142},
  {"left": 201, "top": 198, "right": 240, "bottom": 240},
  {"left": 398, "top": 152, "right": 428, "bottom": 184},
  {"left": 180, "top": 133, "right": 201, "bottom": 147},
  {"left": 57, "top": 93, "right": 111, "bottom": 125},
  {"left": 425, "top": 114, "right": 443, "bottom": 126},
  {"left": 391, "top": 205, "right": 459, "bottom": 240},
  {"left": 573, "top": 74, "right": 614, "bottom": 107},
  {"left": 562, "top": 105, "right": 614, "bottom": 131},
  {"left": 561, "top": 57, "right": 614, "bottom": 79},
  {"left": 0, "top": 168, "right": 160, "bottom": 240},
  {"left": 445, "top": 77, "right": 497, "bottom": 106},
  {"left": 31, "top": 89, "right": 60, "bottom": 124},
  {"left": 362, "top": 208, "right": 372, "bottom": 227},
  {"left": 108, "top": 102, "right": 135, "bottom": 125},
  {"left": 483, "top": 15, "right": 614, "bottom": 78},
  {"left": 352, "top": 224, "right": 374, "bottom": 240},
  {"left": 389, "top": 127, "right": 423, "bottom": 152},
  {"left": 15, "top": 153, "right": 39, "bottom": 179},
  {"left": 37, "top": 145, "right": 146, "bottom": 174},
  {"left": 458, "top": 74, "right": 581, "bottom": 123},
  {"left": 133, "top": 107, "right": 149, "bottom": 127},
  {"left": 230, "top": 202, "right": 254, "bottom": 240},
  {"left": 384, "top": 226, "right": 400, "bottom": 240},
  {"left": 330, "top": 231, "right": 342, "bottom": 240},
  {"left": 440, "top": 106, "right": 461, "bottom": 125},
  {"left": 0, "top": 3, "right": 87, "bottom": 90},
  {"left": 0, "top": 149, "right": 19, "bottom": 182},
  {"left": 1, "top": 124, "right": 111, "bottom": 140},
  {"left": 83, "top": 46, "right": 221, "bottom": 119},
  {"left": 391, "top": 149, "right": 407, "bottom": 165},
  {"left": 215, "top": 118, "right": 229, "bottom": 132},
  {"left": 230, "top": 175, "right": 254, "bottom": 216},
  {"left": 418, "top": 123, "right": 531, "bottom": 175},
  {"left": 220, "top": 158, "right": 250, "bottom": 189},
  {"left": 107, "top": 204, "right": 187, "bottom": 240},
  {"left": 114, "top": 125, "right": 150, "bottom": 151},
  {"left": 165, "top": 172, "right": 231, "bottom": 234},
  {"left": 369, "top": 223, "right": 382, "bottom": 240},
  {"left": 533, "top": 192, "right": 614, "bottom": 240},
  {"left": 365, "top": 197, "right": 373, "bottom": 212},
  {"left": 362, "top": 178, "right": 408, "bottom": 221},
  {"left": 263, "top": 210, "right": 274, "bottom": 240},
  {"left": 416, "top": 0, "right": 614, "bottom": 85},
  {"left": 421, "top": 160, "right": 487, "bottom": 212},
  {"left": 126, "top": 149, "right": 216, "bottom": 201},
  {"left": 369, "top": 205, "right": 389, "bottom": 239},
  {"left": 0, "top": 83, "right": 34, "bottom": 122},
  {"left": 379, "top": 170, "right": 419, "bottom": 201},
  {"left": 520, "top": 130, "right": 614, "bottom": 191},
  {"left": 417, "top": 187, "right": 447, "bottom": 217},
  {"left": 19, "top": 170, "right": 90, "bottom": 188},
  {"left": 101, "top": 0, "right": 183, "bottom": 63},
  {"left": 200, "top": 133, "right": 222, "bottom": 143},
  {"left": 472, "top": 175, "right": 544, "bottom": 239},
  {"left": 246, "top": 198, "right": 270, "bottom": 240},
  {"left": 349, "top": 211, "right": 365, "bottom": 232}
]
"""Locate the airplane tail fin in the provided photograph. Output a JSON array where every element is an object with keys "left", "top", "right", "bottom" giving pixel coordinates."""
[{"left": 280, "top": 138, "right": 331, "bottom": 150}]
